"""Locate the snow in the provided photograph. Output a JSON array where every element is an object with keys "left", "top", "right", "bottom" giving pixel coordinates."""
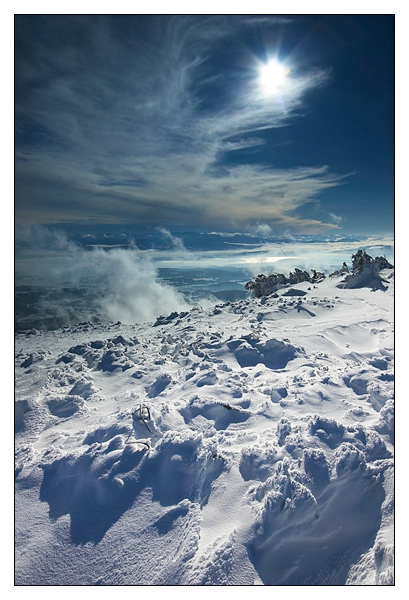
[{"left": 14, "top": 264, "right": 394, "bottom": 586}]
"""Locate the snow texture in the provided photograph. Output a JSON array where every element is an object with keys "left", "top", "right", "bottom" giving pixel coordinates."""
[{"left": 15, "top": 256, "right": 394, "bottom": 586}]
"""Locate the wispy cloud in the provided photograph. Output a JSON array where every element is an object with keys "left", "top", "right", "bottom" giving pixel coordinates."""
[
  {"left": 156, "top": 227, "right": 190, "bottom": 254},
  {"left": 329, "top": 212, "right": 344, "bottom": 225},
  {"left": 15, "top": 15, "right": 346, "bottom": 231}
]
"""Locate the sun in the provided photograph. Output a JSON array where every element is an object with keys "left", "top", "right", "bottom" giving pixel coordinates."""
[{"left": 259, "top": 59, "right": 289, "bottom": 95}]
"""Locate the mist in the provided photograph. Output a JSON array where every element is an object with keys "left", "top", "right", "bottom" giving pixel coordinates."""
[{"left": 15, "top": 226, "right": 191, "bottom": 330}]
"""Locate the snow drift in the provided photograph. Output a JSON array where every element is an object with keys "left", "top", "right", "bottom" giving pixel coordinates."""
[{"left": 15, "top": 255, "right": 394, "bottom": 585}]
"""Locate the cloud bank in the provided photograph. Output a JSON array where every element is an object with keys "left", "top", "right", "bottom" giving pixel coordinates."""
[{"left": 15, "top": 15, "right": 346, "bottom": 232}]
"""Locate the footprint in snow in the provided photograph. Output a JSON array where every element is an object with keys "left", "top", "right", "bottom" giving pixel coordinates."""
[
  {"left": 180, "top": 397, "right": 250, "bottom": 431},
  {"left": 146, "top": 373, "right": 172, "bottom": 397},
  {"left": 196, "top": 371, "right": 218, "bottom": 387},
  {"left": 46, "top": 395, "right": 84, "bottom": 418}
]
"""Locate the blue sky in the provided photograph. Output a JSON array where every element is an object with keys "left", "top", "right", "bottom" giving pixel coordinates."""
[{"left": 15, "top": 14, "right": 394, "bottom": 236}]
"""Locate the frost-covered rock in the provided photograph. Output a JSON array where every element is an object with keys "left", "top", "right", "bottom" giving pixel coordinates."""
[
  {"left": 329, "top": 261, "right": 349, "bottom": 278},
  {"left": 350, "top": 249, "right": 392, "bottom": 273},
  {"left": 245, "top": 268, "right": 325, "bottom": 298},
  {"left": 338, "top": 250, "right": 394, "bottom": 290},
  {"left": 246, "top": 251, "right": 393, "bottom": 297}
]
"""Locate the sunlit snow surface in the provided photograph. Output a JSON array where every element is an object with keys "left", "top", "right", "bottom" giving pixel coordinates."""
[{"left": 15, "top": 270, "right": 394, "bottom": 585}]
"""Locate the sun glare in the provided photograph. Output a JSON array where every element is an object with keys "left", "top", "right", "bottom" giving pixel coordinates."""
[{"left": 259, "top": 60, "right": 289, "bottom": 95}]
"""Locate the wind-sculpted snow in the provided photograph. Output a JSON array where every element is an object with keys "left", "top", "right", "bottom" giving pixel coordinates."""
[
  {"left": 39, "top": 430, "right": 224, "bottom": 545},
  {"left": 15, "top": 268, "right": 394, "bottom": 585},
  {"left": 248, "top": 448, "right": 385, "bottom": 585}
]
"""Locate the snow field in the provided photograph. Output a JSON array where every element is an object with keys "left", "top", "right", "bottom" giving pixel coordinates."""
[{"left": 15, "top": 271, "right": 394, "bottom": 585}]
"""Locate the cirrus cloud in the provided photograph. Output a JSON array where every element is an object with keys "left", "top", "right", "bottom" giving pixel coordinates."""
[{"left": 15, "top": 15, "right": 347, "bottom": 232}]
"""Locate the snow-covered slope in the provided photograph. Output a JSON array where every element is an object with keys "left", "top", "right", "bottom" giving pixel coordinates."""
[{"left": 15, "top": 268, "right": 394, "bottom": 585}]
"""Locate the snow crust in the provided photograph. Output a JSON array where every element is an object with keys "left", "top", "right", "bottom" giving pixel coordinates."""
[{"left": 15, "top": 265, "right": 394, "bottom": 585}]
